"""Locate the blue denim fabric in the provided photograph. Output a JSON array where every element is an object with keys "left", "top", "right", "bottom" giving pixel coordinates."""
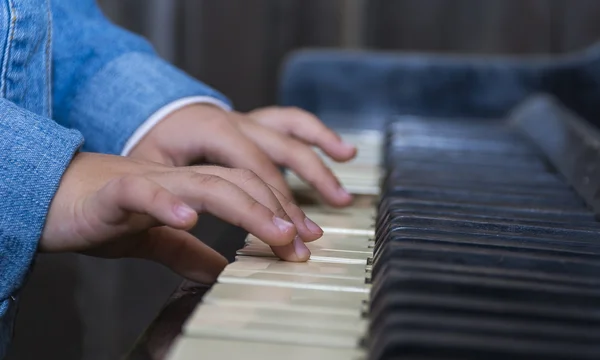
[
  {"left": 0, "top": 1, "right": 231, "bottom": 357},
  {"left": 51, "top": 0, "right": 231, "bottom": 154}
]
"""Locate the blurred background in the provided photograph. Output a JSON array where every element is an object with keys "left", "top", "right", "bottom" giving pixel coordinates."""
[{"left": 7, "top": 1, "right": 600, "bottom": 359}]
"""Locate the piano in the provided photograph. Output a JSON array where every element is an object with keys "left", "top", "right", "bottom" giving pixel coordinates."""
[{"left": 126, "top": 47, "right": 600, "bottom": 360}]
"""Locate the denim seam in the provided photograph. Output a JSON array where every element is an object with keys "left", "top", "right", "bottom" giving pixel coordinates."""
[
  {"left": 0, "top": 0, "right": 15, "bottom": 97},
  {"left": 44, "top": 0, "right": 52, "bottom": 117}
]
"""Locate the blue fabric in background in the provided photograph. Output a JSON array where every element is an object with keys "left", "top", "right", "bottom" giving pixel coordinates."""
[{"left": 279, "top": 45, "right": 600, "bottom": 130}]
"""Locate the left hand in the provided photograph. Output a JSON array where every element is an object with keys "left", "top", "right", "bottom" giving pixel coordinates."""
[{"left": 128, "top": 104, "right": 357, "bottom": 207}]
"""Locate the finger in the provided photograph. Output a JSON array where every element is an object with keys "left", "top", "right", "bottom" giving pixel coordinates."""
[
  {"left": 236, "top": 121, "right": 353, "bottom": 207},
  {"left": 248, "top": 107, "right": 357, "bottom": 162},
  {"left": 185, "top": 166, "right": 290, "bottom": 221},
  {"left": 132, "top": 227, "right": 229, "bottom": 284},
  {"left": 185, "top": 166, "right": 322, "bottom": 243},
  {"left": 192, "top": 167, "right": 313, "bottom": 260},
  {"left": 93, "top": 175, "right": 198, "bottom": 232},
  {"left": 154, "top": 171, "right": 306, "bottom": 261},
  {"left": 196, "top": 114, "right": 294, "bottom": 200},
  {"left": 267, "top": 184, "right": 323, "bottom": 242}
]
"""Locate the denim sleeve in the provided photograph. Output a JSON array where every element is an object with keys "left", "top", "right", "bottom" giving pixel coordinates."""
[
  {"left": 0, "top": 98, "right": 84, "bottom": 358},
  {"left": 50, "top": 0, "right": 232, "bottom": 155}
]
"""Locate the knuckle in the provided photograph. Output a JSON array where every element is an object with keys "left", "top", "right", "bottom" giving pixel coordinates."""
[
  {"left": 192, "top": 173, "right": 225, "bottom": 188},
  {"left": 114, "top": 175, "right": 143, "bottom": 194},
  {"left": 235, "top": 168, "right": 260, "bottom": 185}
]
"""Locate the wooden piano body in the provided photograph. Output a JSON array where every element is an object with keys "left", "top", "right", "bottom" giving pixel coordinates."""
[{"left": 126, "top": 43, "right": 600, "bottom": 360}]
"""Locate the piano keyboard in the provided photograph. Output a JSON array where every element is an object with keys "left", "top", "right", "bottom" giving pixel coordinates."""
[
  {"left": 166, "top": 105, "right": 600, "bottom": 359},
  {"left": 166, "top": 130, "right": 380, "bottom": 360}
]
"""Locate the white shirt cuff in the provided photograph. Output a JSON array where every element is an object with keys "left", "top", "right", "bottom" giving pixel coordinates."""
[{"left": 120, "top": 96, "right": 232, "bottom": 156}]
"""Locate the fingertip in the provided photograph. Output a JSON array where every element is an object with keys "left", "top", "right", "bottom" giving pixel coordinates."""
[
  {"left": 330, "top": 186, "right": 354, "bottom": 207},
  {"left": 173, "top": 203, "right": 198, "bottom": 228},
  {"left": 301, "top": 217, "right": 323, "bottom": 242},
  {"left": 293, "top": 235, "right": 311, "bottom": 261}
]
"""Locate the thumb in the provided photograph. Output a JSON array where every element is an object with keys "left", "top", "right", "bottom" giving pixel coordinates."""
[{"left": 131, "top": 227, "right": 228, "bottom": 284}]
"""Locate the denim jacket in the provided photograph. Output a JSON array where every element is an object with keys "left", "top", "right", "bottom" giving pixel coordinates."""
[{"left": 0, "top": 1, "right": 230, "bottom": 357}]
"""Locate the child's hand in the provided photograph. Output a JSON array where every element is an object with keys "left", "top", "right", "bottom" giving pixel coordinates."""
[
  {"left": 41, "top": 153, "right": 323, "bottom": 284},
  {"left": 128, "top": 104, "right": 357, "bottom": 207}
]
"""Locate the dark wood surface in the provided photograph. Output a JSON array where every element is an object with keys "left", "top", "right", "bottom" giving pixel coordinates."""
[
  {"left": 123, "top": 281, "right": 210, "bottom": 360},
  {"left": 124, "top": 215, "right": 248, "bottom": 360}
]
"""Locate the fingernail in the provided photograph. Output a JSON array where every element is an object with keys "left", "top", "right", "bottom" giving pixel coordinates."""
[
  {"left": 293, "top": 235, "right": 311, "bottom": 260},
  {"left": 337, "top": 186, "right": 352, "bottom": 199},
  {"left": 304, "top": 217, "right": 323, "bottom": 235},
  {"left": 175, "top": 204, "right": 196, "bottom": 221},
  {"left": 341, "top": 141, "right": 356, "bottom": 151},
  {"left": 273, "top": 216, "right": 294, "bottom": 233}
]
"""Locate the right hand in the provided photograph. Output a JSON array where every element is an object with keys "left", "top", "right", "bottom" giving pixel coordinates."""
[{"left": 40, "top": 152, "right": 323, "bottom": 284}]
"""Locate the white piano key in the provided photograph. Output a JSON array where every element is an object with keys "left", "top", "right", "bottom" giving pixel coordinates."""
[
  {"left": 245, "top": 233, "right": 371, "bottom": 252},
  {"left": 320, "top": 227, "right": 375, "bottom": 236},
  {"left": 184, "top": 303, "right": 366, "bottom": 334},
  {"left": 237, "top": 245, "right": 370, "bottom": 265},
  {"left": 166, "top": 337, "right": 365, "bottom": 360},
  {"left": 218, "top": 268, "right": 369, "bottom": 293},
  {"left": 303, "top": 208, "right": 375, "bottom": 231},
  {"left": 243, "top": 240, "right": 371, "bottom": 255},
  {"left": 302, "top": 204, "right": 376, "bottom": 217},
  {"left": 286, "top": 173, "right": 380, "bottom": 196},
  {"left": 231, "top": 256, "right": 368, "bottom": 279},
  {"left": 182, "top": 316, "right": 362, "bottom": 348},
  {"left": 203, "top": 283, "right": 367, "bottom": 314}
]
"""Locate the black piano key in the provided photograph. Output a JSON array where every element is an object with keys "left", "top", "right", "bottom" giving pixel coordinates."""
[
  {"left": 370, "top": 242, "right": 600, "bottom": 283},
  {"left": 376, "top": 210, "right": 600, "bottom": 234},
  {"left": 371, "top": 230, "right": 600, "bottom": 267},
  {"left": 377, "top": 198, "right": 596, "bottom": 223},
  {"left": 370, "top": 112, "right": 600, "bottom": 360},
  {"left": 375, "top": 215, "right": 600, "bottom": 244},
  {"left": 384, "top": 168, "right": 567, "bottom": 188},
  {"left": 368, "top": 267, "right": 600, "bottom": 359},
  {"left": 376, "top": 200, "right": 597, "bottom": 225},
  {"left": 369, "top": 317, "right": 600, "bottom": 360},
  {"left": 386, "top": 149, "right": 549, "bottom": 169},
  {"left": 381, "top": 186, "right": 585, "bottom": 208}
]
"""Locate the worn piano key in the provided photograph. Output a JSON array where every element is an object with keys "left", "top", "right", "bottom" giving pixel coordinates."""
[
  {"left": 303, "top": 205, "right": 376, "bottom": 227},
  {"left": 375, "top": 215, "right": 600, "bottom": 247},
  {"left": 203, "top": 283, "right": 367, "bottom": 313},
  {"left": 383, "top": 182, "right": 583, "bottom": 206},
  {"left": 383, "top": 186, "right": 584, "bottom": 209},
  {"left": 167, "top": 338, "right": 365, "bottom": 360},
  {"left": 368, "top": 317, "right": 600, "bottom": 360},
  {"left": 386, "top": 148, "right": 546, "bottom": 169},
  {"left": 231, "top": 256, "right": 368, "bottom": 279},
  {"left": 386, "top": 166, "right": 565, "bottom": 187},
  {"left": 184, "top": 303, "right": 367, "bottom": 334},
  {"left": 371, "top": 242, "right": 600, "bottom": 284},
  {"left": 376, "top": 209, "right": 600, "bottom": 235},
  {"left": 367, "top": 269, "right": 600, "bottom": 360},
  {"left": 384, "top": 175, "right": 576, "bottom": 197},
  {"left": 218, "top": 268, "right": 369, "bottom": 292},
  {"left": 378, "top": 197, "right": 595, "bottom": 223},
  {"left": 378, "top": 198, "right": 597, "bottom": 224},
  {"left": 183, "top": 316, "right": 362, "bottom": 348},
  {"left": 287, "top": 171, "right": 381, "bottom": 195},
  {"left": 373, "top": 229, "right": 600, "bottom": 261},
  {"left": 238, "top": 242, "right": 371, "bottom": 265},
  {"left": 245, "top": 233, "right": 372, "bottom": 251}
]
